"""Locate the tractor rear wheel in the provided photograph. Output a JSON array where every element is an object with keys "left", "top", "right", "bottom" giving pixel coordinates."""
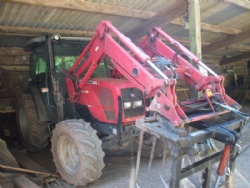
[
  {"left": 16, "top": 94, "right": 49, "bottom": 152},
  {"left": 51, "top": 119, "right": 105, "bottom": 187}
]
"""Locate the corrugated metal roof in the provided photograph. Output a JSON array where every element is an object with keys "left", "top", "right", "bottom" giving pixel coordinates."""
[
  {"left": 221, "top": 11, "right": 250, "bottom": 30},
  {"left": 203, "top": 5, "right": 247, "bottom": 25},
  {"left": 0, "top": 0, "right": 249, "bottom": 60},
  {"left": 0, "top": 1, "right": 175, "bottom": 32},
  {"left": 172, "top": 29, "right": 189, "bottom": 38}
]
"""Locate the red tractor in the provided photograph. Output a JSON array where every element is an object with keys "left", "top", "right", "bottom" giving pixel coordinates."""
[{"left": 16, "top": 21, "right": 248, "bottom": 187}]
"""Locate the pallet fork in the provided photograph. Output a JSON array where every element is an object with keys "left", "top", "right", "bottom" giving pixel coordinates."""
[{"left": 134, "top": 92, "right": 249, "bottom": 188}]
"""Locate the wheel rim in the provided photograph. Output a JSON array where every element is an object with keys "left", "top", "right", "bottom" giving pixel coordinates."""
[
  {"left": 57, "top": 135, "right": 80, "bottom": 174},
  {"left": 18, "top": 106, "right": 29, "bottom": 141}
]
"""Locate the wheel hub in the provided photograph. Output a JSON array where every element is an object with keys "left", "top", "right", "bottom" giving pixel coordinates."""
[{"left": 57, "top": 135, "right": 80, "bottom": 174}]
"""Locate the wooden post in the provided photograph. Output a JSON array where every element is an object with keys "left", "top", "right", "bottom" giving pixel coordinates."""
[
  {"left": 188, "top": 0, "right": 206, "bottom": 98},
  {"left": 189, "top": 0, "right": 201, "bottom": 59}
]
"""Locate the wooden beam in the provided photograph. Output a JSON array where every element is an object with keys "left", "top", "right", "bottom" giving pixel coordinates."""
[
  {"left": 202, "top": 28, "right": 250, "bottom": 53},
  {"left": 220, "top": 52, "right": 250, "bottom": 65},
  {"left": 3, "top": 28, "right": 247, "bottom": 52},
  {"left": 126, "top": 0, "right": 188, "bottom": 41},
  {"left": 0, "top": 47, "right": 29, "bottom": 56},
  {"left": 203, "top": 54, "right": 223, "bottom": 61},
  {"left": 0, "top": 32, "right": 41, "bottom": 37},
  {"left": 0, "top": 25, "right": 95, "bottom": 37},
  {"left": 224, "top": 0, "right": 250, "bottom": 10},
  {"left": 189, "top": 0, "right": 202, "bottom": 59},
  {"left": 3, "top": 0, "right": 156, "bottom": 19},
  {"left": 0, "top": 65, "right": 29, "bottom": 72},
  {"left": 225, "top": 44, "right": 250, "bottom": 52},
  {"left": 171, "top": 18, "right": 241, "bottom": 35},
  {"left": 173, "top": 38, "right": 250, "bottom": 52}
]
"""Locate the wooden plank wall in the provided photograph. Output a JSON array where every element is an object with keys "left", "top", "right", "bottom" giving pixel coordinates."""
[
  {"left": 0, "top": 47, "right": 247, "bottom": 100},
  {"left": 0, "top": 47, "right": 29, "bottom": 93}
]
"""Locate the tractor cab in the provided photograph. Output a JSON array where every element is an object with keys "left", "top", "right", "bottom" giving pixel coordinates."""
[
  {"left": 24, "top": 35, "right": 145, "bottom": 136},
  {"left": 24, "top": 35, "right": 89, "bottom": 122},
  {"left": 26, "top": 35, "right": 87, "bottom": 88}
]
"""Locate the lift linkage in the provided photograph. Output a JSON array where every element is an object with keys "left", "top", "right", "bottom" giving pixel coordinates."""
[{"left": 134, "top": 27, "right": 249, "bottom": 187}]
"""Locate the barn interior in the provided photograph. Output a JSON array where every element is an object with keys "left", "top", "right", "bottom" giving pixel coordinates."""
[{"left": 0, "top": 0, "right": 250, "bottom": 187}]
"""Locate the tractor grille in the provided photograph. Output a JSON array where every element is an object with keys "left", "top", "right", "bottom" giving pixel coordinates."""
[{"left": 121, "top": 88, "right": 144, "bottom": 119}]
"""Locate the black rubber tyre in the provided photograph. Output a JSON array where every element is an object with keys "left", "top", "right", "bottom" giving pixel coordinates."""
[
  {"left": 51, "top": 119, "right": 105, "bottom": 187},
  {"left": 132, "top": 134, "right": 166, "bottom": 158},
  {"left": 16, "top": 94, "right": 49, "bottom": 152},
  {"left": 0, "top": 139, "right": 19, "bottom": 172}
]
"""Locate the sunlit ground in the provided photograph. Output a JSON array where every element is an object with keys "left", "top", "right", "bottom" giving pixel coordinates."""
[{"left": 86, "top": 121, "right": 250, "bottom": 188}]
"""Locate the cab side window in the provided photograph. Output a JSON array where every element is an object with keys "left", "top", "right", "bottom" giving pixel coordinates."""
[
  {"left": 36, "top": 57, "right": 46, "bottom": 74},
  {"left": 30, "top": 53, "right": 47, "bottom": 84}
]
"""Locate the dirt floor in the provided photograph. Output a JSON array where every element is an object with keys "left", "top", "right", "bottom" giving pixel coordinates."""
[
  {"left": 29, "top": 141, "right": 250, "bottom": 188},
  {"left": 3, "top": 105, "right": 250, "bottom": 188}
]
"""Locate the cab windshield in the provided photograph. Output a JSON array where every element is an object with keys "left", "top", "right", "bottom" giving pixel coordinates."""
[{"left": 53, "top": 42, "right": 84, "bottom": 72}]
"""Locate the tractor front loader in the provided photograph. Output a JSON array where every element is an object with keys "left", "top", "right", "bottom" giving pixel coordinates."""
[
  {"left": 16, "top": 20, "right": 249, "bottom": 187},
  {"left": 134, "top": 26, "right": 250, "bottom": 187}
]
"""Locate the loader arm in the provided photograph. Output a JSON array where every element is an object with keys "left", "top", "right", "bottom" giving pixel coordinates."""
[
  {"left": 134, "top": 27, "right": 250, "bottom": 188},
  {"left": 66, "top": 20, "right": 186, "bottom": 127},
  {"left": 138, "top": 27, "right": 240, "bottom": 109}
]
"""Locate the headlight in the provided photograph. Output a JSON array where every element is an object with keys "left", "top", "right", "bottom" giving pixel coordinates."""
[
  {"left": 133, "top": 100, "right": 143, "bottom": 108},
  {"left": 124, "top": 102, "right": 132, "bottom": 109}
]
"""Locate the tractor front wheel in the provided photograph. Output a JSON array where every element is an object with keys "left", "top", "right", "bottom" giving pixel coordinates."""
[{"left": 51, "top": 119, "right": 105, "bottom": 187}]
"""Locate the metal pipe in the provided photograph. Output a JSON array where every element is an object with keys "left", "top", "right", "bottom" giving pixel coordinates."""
[
  {"left": 148, "top": 136, "right": 157, "bottom": 170},
  {"left": 214, "top": 175, "right": 221, "bottom": 188},
  {"left": 135, "top": 131, "right": 144, "bottom": 183},
  {"left": 217, "top": 144, "right": 231, "bottom": 176},
  {"left": 214, "top": 101, "right": 249, "bottom": 121},
  {"left": 214, "top": 144, "right": 231, "bottom": 187},
  {"left": 155, "top": 27, "right": 218, "bottom": 76},
  {"left": 57, "top": 36, "right": 91, "bottom": 41},
  {"left": 0, "top": 164, "right": 59, "bottom": 178},
  {"left": 198, "top": 61, "right": 217, "bottom": 76},
  {"left": 146, "top": 60, "right": 168, "bottom": 79},
  {"left": 162, "top": 141, "right": 168, "bottom": 166}
]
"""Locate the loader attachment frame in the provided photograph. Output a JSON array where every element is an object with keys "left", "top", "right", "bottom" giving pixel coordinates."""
[
  {"left": 134, "top": 26, "right": 249, "bottom": 188},
  {"left": 135, "top": 116, "right": 247, "bottom": 188}
]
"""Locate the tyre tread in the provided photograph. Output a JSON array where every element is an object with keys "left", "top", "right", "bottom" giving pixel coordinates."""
[
  {"left": 51, "top": 119, "right": 105, "bottom": 186},
  {"left": 16, "top": 94, "right": 49, "bottom": 152}
]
